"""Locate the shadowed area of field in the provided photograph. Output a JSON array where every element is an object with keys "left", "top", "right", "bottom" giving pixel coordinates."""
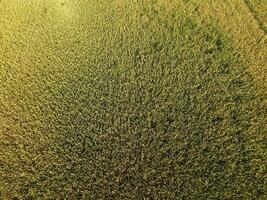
[{"left": 0, "top": 0, "right": 266, "bottom": 199}]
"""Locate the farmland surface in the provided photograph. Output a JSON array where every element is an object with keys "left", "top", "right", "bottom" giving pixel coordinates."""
[{"left": 0, "top": 0, "right": 266, "bottom": 199}]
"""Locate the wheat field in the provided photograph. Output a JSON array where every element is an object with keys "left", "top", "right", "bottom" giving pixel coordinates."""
[{"left": 0, "top": 0, "right": 266, "bottom": 199}]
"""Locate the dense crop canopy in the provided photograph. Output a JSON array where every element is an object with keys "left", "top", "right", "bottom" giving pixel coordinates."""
[{"left": 0, "top": 0, "right": 266, "bottom": 199}]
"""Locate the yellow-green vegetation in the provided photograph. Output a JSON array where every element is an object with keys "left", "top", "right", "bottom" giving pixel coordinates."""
[
  {"left": 245, "top": 0, "right": 267, "bottom": 34},
  {"left": 0, "top": 0, "right": 266, "bottom": 199}
]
